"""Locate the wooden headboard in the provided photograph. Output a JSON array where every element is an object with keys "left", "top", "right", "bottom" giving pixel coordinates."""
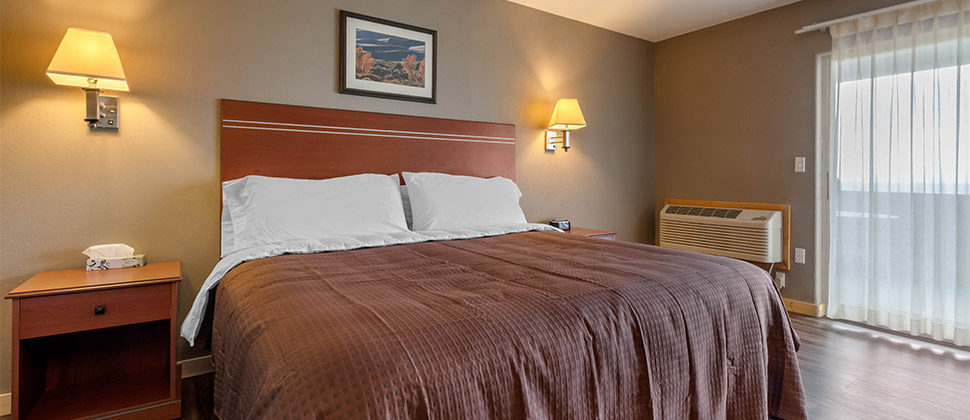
[{"left": 220, "top": 99, "right": 515, "bottom": 182}]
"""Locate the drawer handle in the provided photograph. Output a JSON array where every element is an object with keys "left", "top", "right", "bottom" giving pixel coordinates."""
[{"left": 94, "top": 306, "right": 106, "bottom": 315}]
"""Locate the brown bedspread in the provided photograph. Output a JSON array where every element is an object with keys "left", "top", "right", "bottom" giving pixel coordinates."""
[{"left": 212, "top": 231, "right": 806, "bottom": 419}]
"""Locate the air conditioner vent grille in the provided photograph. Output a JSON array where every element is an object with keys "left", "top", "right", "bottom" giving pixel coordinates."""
[
  {"left": 660, "top": 221, "right": 770, "bottom": 255},
  {"left": 664, "top": 205, "right": 741, "bottom": 219}
]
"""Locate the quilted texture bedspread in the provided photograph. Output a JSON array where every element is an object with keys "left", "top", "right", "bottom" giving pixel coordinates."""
[{"left": 211, "top": 231, "right": 806, "bottom": 419}]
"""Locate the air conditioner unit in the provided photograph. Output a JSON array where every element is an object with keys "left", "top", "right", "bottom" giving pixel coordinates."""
[{"left": 659, "top": 204, "right": 782, "bottom": 263}]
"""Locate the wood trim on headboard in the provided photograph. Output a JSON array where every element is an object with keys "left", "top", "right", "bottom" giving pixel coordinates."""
[
  {"left": 663, "top": 198, "right": 791, "bottom": 270},
  {"left": 220, "top": 99, "right": 516, "bottom": 182}
]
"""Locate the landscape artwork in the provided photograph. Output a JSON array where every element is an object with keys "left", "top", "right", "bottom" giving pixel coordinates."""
[
  {"left": 340, "top": 11, "right": 437, "bottom": 103},
  {"left": 355, "top": 29, "right": 426, "bottom": 88}
]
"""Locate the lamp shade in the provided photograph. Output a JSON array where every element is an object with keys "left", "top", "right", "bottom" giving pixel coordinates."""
[
  {"left": 46, "top": 28, "right": 128, "bottom": 91},
  {"left": 548, "top": 98, "right": 586, "bottom": 130}
]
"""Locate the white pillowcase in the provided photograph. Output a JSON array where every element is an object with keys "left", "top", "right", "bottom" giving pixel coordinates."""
[
  {"left": 399, "top": 186, "right": 413, "bottom": 230},
  {"left": 402, "top": 172, "right": 527, "bottom": 231},
  {"left": 221, "top": 174, "right": 408, "bottom": 257}
]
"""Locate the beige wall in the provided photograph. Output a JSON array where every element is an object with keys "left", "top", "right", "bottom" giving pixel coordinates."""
[
  {"left": 0, "top": 0, "right": 656, "bottom": 393},
  {"left": 654, "top": 0, "right": 909, "bottom": 304}
]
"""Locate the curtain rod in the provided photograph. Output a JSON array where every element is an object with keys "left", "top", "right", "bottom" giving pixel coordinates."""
[{"left": 794, "top": 0, "right": 937, "bottom": 34}]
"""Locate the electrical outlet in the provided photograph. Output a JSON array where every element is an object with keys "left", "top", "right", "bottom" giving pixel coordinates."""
[
  {"left": 795, "top": 157, "right": 806, "bottom": 173},
  {"left": 795, "top": 248, "right": 806, "bottom": 264},
  {"left": 775, "top": 272, "right": 786, "bottom": 289}
]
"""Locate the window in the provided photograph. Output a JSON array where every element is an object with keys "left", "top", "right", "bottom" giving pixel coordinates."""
[{"left": 822, "top": 6, "right": 970, "bottom": 346}]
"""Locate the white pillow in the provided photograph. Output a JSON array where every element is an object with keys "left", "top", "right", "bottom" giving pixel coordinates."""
[
  {"left": 402, "top": 172, "right": 527, "bottom": 231},
  {"left": 400, "top": 186, "right": 413, "bottom": 230},
  {"left": 221, "top": 204, "right": 236, "bottom": 257},
  {"left": 221, "top": 174, "right": 408, "bottom": 256}
]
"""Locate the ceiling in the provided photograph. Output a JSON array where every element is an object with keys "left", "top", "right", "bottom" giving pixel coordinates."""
[{"left": 505, "top": 0, "right": 802, "bottom": 42}]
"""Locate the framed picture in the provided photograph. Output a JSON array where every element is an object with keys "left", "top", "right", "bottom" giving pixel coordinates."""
[{"left": 339, "top": 11, "right": 437, "bottom": 104}]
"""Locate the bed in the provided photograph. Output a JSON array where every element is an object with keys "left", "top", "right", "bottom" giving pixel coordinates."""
[{"left": 182, "top": 99, "right": 807, "bottom": 419}]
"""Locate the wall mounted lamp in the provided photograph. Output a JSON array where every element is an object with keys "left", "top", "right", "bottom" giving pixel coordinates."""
[
  {"left": 46, "top": 27, "right": 128, "bottom": 129},
  {"left": 545, "top": 98, "right": 586, "bottom": 152}
]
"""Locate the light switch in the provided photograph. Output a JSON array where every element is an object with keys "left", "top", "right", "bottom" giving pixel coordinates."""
[
  {"left": 794, "top": 248, "right": 806, "bottom": 264},
  {"left": 795, "top": 157, "right": 806, "bottom": 173}
]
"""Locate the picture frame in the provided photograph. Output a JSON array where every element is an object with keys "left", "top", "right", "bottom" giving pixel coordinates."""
[{"left": 339, "top": 11, "right": 437, "bottom": 104}]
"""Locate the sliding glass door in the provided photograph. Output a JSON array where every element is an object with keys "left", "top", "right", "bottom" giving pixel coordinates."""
[{"left": 822, "top": 3, "right": 969, "bottom": 346}]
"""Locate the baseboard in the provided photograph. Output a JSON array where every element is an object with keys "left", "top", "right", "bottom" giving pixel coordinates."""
[
  {"left": 178, "top": 355, "right": 214, "bottom": 378},
  {"left": 1, "top": 392, "right": 10, "bottom": 416},
  {"left": 784, "top": 298, "right": 826, "bottom": 317}
]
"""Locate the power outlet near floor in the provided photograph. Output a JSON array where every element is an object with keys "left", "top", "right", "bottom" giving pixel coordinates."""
[
  {"left": 795, "top": 248, "right": 806, "bottom": 264},
  {"left": 775, "top": 271, "right": 786, "bottom": 289}
]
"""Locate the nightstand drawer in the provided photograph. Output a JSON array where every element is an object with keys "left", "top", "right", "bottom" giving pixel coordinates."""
[{"left": 19, "top": 283, "right": 171, "bottom": 339}]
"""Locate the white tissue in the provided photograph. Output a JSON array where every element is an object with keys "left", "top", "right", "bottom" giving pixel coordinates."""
[{"left": 83, "top": 243, "right": 135, "bottom": 259}]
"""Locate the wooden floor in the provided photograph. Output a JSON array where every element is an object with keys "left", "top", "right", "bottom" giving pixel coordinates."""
[
  {"left": 790, "top": 315, "right": 970, "bottom": 419},
  {"left": 179, "top": 314, "right": 970, "bottom": 420}
]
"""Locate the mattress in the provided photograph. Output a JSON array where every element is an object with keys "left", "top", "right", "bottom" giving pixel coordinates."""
[{"left": 209, "top": 231, "right": 806, "bottom": 419}]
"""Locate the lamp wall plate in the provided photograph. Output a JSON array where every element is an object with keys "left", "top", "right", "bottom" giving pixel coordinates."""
[
  {"left": 545, "top": 130, "right": 571, "bottom": 151},
  {"left": 545, "top": 130, "right": 560, "bottom": 151},
  {"left": 87, "top": 94, "right": 119, "bottom": 129}
]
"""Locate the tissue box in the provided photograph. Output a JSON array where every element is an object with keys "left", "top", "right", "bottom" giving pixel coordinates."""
[{"left": 86, "top": 254, "right": 147, "bottom": 271}]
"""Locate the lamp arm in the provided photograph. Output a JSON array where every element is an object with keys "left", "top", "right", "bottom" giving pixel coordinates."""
[{"left": 83, "top": 87, "right": 101, "bottom": 124}]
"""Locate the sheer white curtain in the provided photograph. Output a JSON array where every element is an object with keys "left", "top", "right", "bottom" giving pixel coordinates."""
[{"left": 827, "top": 0, "right": 970, "bottom": 346}]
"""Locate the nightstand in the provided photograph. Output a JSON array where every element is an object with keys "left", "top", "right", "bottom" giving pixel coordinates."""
[
  {"left": 564, "top": 227, "right": 617, "bottom": 240},
  {"left": 5, "top": 261, "right": 182, "bottom": 420}
]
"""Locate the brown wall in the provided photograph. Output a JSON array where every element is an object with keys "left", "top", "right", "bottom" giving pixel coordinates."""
[
  {"left": 0, "top": 0, "right": 656, "bottom": 393},
  {"left": 654, "top": 0, "right": 909, "bottom": 304}
]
